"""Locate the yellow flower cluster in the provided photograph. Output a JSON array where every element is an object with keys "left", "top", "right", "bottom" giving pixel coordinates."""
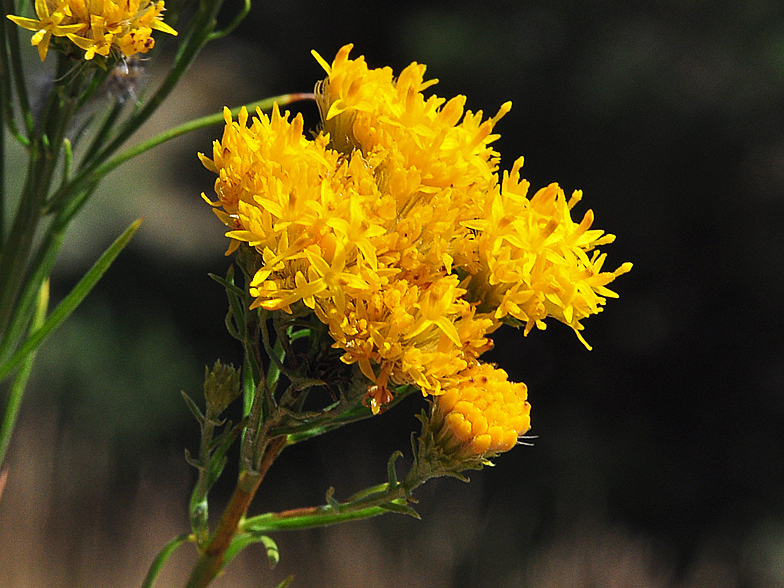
[
  {"left": 435, "top": 363, "right": 531, "bottom": 456},
  {"left": 200, "top": 44, "right": 631, "bottom": 452},
  {"left": 7, "top": 0, "right": 177, "bottom": 62}
]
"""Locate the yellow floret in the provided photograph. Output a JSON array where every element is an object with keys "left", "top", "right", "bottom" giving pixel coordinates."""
[{"left": 7, "top": 0, "right": 177, "bottom": 61}]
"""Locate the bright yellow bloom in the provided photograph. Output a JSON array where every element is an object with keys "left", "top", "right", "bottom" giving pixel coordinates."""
[
  {"left": 200, "top": 45, "right": 631, "bottom": 420},
  {"left": 458, "top": 156, "right": 633, "bottom": 349},
  {"left": 431, "top": 363, "right": 531, "bottom": 457},
  {"left": 7, "top": 0, "right": 177, "bottom": 61},
  {"left": 200, "top": 102, "right": 499, "bottom": 409}
]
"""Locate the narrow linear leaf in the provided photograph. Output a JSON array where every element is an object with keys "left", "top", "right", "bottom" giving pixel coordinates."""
[
  {"left": 0, "top": 281, "right": 48, "bottom": 470},
  {"left": 140, "top": 534, "right": 193, "bottom": 588},
  {"left": 325, "top": 487, "right": 340, "bottom": 511},
  {"left": 207, "top": 0, "right": 250, "bottom": 40},
  {"left": 93, "top": 94, "right": 313, "bottom": 182},
  {"left": 223, "top": 532, "right": 280, "bottom": 569},
  {"left": 274, "top": 575, "right": 295, "bottom": 588},
  {"left": 181, "top": 391, "right": 206, "bottom": 424},
  {"left": 260, "top": 535, "right": 280, "bottom": 568},
  {"left": 0, "top": 219, "right": 141, "bottom": 383},
  {"left": 387, "top": 450, "right": 403, "bottom": 487},
  {"left": 378, "top": 500, "right": 421, "bottom": 519},
  {"left": 208, "top": 271, "right": 245, "bottom": 298},
  {"left": 183, "top": 448, "right": 204, "bottom": 470}
]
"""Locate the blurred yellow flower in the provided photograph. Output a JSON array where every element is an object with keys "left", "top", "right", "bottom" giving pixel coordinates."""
[
  {"left": 7, "top": 0, "right": 177, "bottom": 61},
  {"left": 200, "top": 44, "right": 631, "bottom": 419}
]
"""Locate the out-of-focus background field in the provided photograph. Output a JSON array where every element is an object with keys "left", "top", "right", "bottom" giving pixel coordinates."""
[{"left": 3, "top": 1, "right": 784, "bottom": 586}]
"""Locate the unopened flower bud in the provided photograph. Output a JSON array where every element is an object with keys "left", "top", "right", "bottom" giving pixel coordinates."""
[{"left": 203, "top": 360, "right": 241, "bottom": 418}]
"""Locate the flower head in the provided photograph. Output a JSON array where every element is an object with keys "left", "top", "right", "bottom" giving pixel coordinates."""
[
  {"left": 7, "top": 0, "right": 177, "bottom": 61},
  {"left": 432, "top": 363, "right": 531, "bottom": 458},
  {"left": 200, "top": 45, "right": 631, "bottom": 428}
]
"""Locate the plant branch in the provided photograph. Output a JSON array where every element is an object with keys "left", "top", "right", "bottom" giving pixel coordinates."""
[{"left": 184, "top": 436, "right": 286, "bottom": 588}]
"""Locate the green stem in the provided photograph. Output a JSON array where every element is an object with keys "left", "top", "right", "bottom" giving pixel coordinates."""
[
  {"left": 1, "top": 81, "right": 4, "bottom": 248},
  {"left": 96, "top": 94, "right": 312, "bottom": 183},
  {"left": 277, "top": 384, "right": 418, "bottom": 443},
  {"left": 0, "top": 145, "right": 46, "bottom": 346},
  {"left": 184, "top": 436, "right": 286, "bottom": 588},
  {"left": 242, "top": 484, "right": 416, "bottom": 534},
  {"left": 0, "top": 278, "right": 48, "bottom": 470},
  {"left": 0, "top": 195, "right": 81, "bottom": 365},
  {"left": 207, "top": 0, "right": 250, "bottom": 41},
  {"left": 141, "top": 534, "right": 194, "bottom": 588},
  {"left": 1, "top": 0, "right": 33, "bottom": 137},
  {"left": 78, "top": 98, "right": 124, "bottom": 172},
  {"left": 46, "top": 89, "right": 312, "bottom": 212},
  {"left": 0, "top": 55, "right": 81, "bottom": 353}
]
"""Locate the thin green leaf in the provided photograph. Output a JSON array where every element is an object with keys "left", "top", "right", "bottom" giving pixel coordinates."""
[
  {"left": 0, "top": 219, "right": 141, "bottom": 382},
  {"left": 61, "top": 138, "right": 73, "bottom": 184},
  {"left": 183, "top": 448, "right": 203, "bottom": 470},
  {"left": 73, "top": 94, "right": 315, "bottom": 199},
  {"left": 274, "top": 575, "right": 295, "bottom": 588},
  {"left": 387, "top": 451, "right": 403, "bottom": 487},
  {"left": 208, "top": 268, "right": 244, "bottom": 296},
  {"left": 260, "top": 535, "right": 280, "bottom": 568},
  {"left": 181, "top": 391, "right": 206, "bottom": 425},
  {"left": 325, "top": 487, "right": 340, "bottom": 511},
  {"left": 140, "top": 534, "right": 193, "bottom": 588},
  {"left": 0, "top": 279, "right": 48, "bottom": 470},
  {"left": 378, "top": 500, "right": 421, "bottom": 519},
  {"left": 223, "top": 532, "right": 280, "bottom": 569}
]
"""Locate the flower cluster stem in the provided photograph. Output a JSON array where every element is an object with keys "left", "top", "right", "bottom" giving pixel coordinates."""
[
  {"left": 184, "top": 436, "right": 286, "bottom": 588},
  {"left": 242, "top": 486, "right": 411, "bottom": 533}
]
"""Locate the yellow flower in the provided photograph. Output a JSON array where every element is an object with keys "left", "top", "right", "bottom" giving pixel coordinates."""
[
  {"left": 6, "top": 0, "right": 84, "bottom": 61},
  {"left": 6, "top": 0, "right": 177, "bottom": 61},
  {"left": 458, "top": 156, "right": 633, "bottom": 348},
  {"left": 201, "top": 45, "right": 631, "bottom": 420},
  {"left": 431, "top": 363, "right": 531, "bottom": 457}
]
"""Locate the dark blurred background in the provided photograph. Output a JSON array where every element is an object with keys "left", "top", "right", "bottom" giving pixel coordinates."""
[{"left": 3, "top": 1, "right": 784, "bottom": 586}]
